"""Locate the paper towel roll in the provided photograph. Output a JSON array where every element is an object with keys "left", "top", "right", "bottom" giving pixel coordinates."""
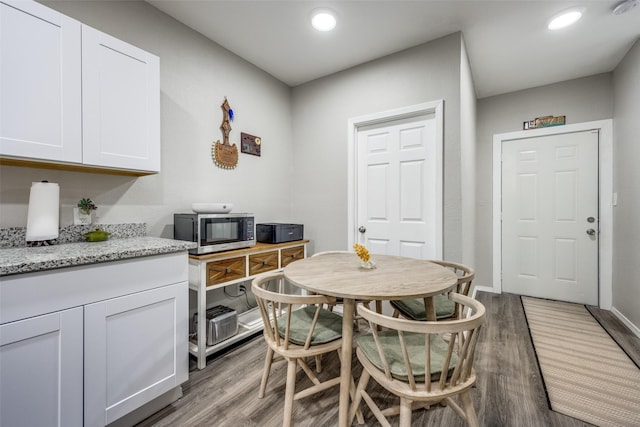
[{"left": 26, "top": 181, "right": 60, "bottom": 242}]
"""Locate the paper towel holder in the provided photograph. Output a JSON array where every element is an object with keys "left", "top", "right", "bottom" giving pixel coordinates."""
[{"left": 25, "top": 180, "right": 60, "bottom": 246}]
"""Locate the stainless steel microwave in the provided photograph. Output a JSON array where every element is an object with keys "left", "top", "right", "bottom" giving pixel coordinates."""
[{"left": 174, "top": 213, "right": 255, "bottom": 254}]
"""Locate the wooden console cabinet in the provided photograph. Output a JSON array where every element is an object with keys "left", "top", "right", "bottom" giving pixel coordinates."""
[{"left": 188, "top": 240, "right": 308, "bottom": 369}]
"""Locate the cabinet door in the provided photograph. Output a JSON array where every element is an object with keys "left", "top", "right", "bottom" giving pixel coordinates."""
[
  {"left": 0, "top": 0, "right": 82, "bottom": 162},
  {"left": 81, "top": 25, "right": 160, "bottom": 172},
  {"left": 84, "top": 282, "right": 188, "bottom": 426},
  {"left": 0, "top": 307, "right": 83, "bottom": 427}
]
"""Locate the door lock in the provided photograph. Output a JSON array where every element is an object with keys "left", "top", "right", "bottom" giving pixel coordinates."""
[
  {"left": 586, "top": 228, "right": 596, "bottom": 236},
  {"left": 358, "top": 226, "right": 366, "bottom": 233},
  {"left": 587, "top": 217, "right": 596, "bottom": 223}
]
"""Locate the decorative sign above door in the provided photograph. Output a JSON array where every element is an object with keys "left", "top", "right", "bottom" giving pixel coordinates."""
[
  {"left": 212, "top": 97, "right": 239, "bottom": 169},
  {"left": 523, "top": 115, "right": 566, "bottom": 130}
]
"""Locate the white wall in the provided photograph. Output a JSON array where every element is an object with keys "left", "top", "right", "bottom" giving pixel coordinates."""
[
  {"left": 475, "top": 74, "right": 613, "bottom": 287},
  {"left": 612, "top": 39, "right": 640, "bottom": 330},
  {"left": 290, "top": 33, "right": 463, "bottom": 258},
  {"left": 6, "top": 3, "right": 633, "bottom": 332},
  {"left": 0, "top": 1, "right": 294, "bottom": 237},
  {"left": 460, "top": 37, "right": 477, "bottom": 268}
]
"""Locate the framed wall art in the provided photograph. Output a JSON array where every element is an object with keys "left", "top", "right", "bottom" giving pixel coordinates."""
[{"left": 241, "top": 132, "right": 261, "bottom": 156}]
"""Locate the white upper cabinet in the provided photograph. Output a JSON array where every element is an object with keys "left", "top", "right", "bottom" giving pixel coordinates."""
[
  {"left": 82, "top": 26, "right": 160, "bottom": 172},
  {"left": 0, "top": 0, "right": 160, "bottom": 174},
  {"left": 0, "top": 0, "right": 82, "bottom": 162}
]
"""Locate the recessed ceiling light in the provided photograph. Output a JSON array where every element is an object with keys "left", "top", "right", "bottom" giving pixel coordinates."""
[
  {"left": 548, "top": 8, "right": 584, "bottom": 30},
  {"left": 613, "top": 0, "right": 638, "bottom": 15},
  {"left": 311, "top": 9, "right": 336, "bottom": 32}
]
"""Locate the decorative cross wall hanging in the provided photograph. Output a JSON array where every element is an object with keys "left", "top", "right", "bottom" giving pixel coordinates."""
[{"left": 212, "top": 97, "right": 238, "bottom": 169}]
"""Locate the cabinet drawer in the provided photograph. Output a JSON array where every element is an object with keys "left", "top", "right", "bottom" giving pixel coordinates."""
[
  {"left": 281, "top": 246, "right": 305, "bottom": 267},
  {"left": 206, "top": 257, "right": 246, "bottom": 286},
  {"left": 249, "top": 251, "right": 279, "bottom": 276}
]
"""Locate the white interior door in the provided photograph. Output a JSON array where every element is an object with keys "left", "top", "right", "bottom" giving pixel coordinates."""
[
  {"left": 356, "top": 113, "right": 441, "bottom": 259},
  {"left": 502, "top": 130, "right": 599, "bottom": 305}
]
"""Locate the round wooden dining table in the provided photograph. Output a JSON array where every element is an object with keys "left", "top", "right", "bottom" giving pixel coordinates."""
[{"left": 283, "top": 252, "right": 458, "bottom": 427}]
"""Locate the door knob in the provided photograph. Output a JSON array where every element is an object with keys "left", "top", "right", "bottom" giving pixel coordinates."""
[
  {"left": 586, "top": 229, "right": 596, "bottom": 236},
  {"left": 358, "top": 226, "right": 366, "bottom": 233}
]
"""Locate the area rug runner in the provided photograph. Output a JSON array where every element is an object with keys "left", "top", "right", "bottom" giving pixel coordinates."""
[{"left": 522, "top": 296, "right": 640, "bottom": 427}]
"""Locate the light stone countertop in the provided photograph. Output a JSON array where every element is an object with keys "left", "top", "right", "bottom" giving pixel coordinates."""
[{"left": 0, "top": 237, "right": 196, "bottom": 276}]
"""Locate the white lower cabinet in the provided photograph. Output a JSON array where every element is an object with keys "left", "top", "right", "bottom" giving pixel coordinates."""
[
  {"left": 0, "top": 251, "right": 189, "bottom": 427},
  {"left": 0, "top": 307, "right": 84, "bottom": 427},
  {"left": 84, "top": 283, "right": 188, "bottom": 426}
]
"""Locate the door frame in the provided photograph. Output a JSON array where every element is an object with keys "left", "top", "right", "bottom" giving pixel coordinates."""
[
  {"left": 491, "top": 120, "right": 613, "bottom": 309},
  {"left": 347, "top": 100, "right": 444, "bottom": 255}
]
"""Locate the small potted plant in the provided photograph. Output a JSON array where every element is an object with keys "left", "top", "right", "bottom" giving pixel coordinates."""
[{"left": 74, "top": 197, "right": 97, "bottom": 225}]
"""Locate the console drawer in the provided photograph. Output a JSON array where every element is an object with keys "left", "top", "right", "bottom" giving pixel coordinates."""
[
  {"left": 248, "top": 250, "right": 279, "bottom": 276},
  {"left": 281, "top": 246, "right": 305, "bottom": 268},
  {"left": 206, "top": 257, "right": 246, "bottom": 286}
]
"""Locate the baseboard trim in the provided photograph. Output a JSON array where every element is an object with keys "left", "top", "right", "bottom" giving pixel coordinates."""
[
  {"left": 472, "top": 286, "right": 497, "bottom": 299},
  {"left": 611, "top": 306, "right": 640, "bottom": 339},
  {"left": 107, "top": 386, "right": 183, "bottom": 427}
]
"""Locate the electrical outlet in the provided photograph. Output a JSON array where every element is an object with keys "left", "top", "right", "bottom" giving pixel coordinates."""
[{"left": 239, "top": 284, "right": 246, "bottom": 293}]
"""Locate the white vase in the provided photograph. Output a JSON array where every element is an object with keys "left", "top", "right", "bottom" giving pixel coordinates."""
[{"left": 73, "top": 207, "right": 93, "bottom": 225}]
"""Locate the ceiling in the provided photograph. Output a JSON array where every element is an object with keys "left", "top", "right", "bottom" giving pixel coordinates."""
[{"left": 146, "top": 0, "right": 640, "bottom": 98}]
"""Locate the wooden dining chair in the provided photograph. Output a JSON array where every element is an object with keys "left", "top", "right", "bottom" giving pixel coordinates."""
[
  {"left": 390, "top": 260, "right": 475, "bottom": 321},
  {"left": 349, "top": 292, "right": 486, "bottom": 426},
  {"left": 251, "top": 272, "right": 362, "bottom": 427}
]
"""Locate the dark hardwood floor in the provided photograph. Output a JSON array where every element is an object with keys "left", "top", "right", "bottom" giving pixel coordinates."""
[{"left": 137, "top": 292, "right": 640, "bottom": 427}]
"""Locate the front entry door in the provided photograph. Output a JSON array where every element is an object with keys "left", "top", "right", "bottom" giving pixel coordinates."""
[
  {"left": 502, "top": 130, "right": 599, "bottom": 305},
  {"left": 356, "top": 113, "right": 441, "bottom": 259}
]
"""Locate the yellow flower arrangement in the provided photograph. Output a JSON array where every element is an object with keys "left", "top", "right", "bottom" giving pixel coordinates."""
[{"left": 353, "top": 243, "right": 371, "bottom": 262}]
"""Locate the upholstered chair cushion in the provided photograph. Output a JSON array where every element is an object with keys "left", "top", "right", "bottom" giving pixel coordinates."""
[
  {"left": 391, "top": 294, "right": 455, "bottom": 321},
  {"left": 356, "top": 331, "right": 459, "bottom": 381},
  {"left": 277, "top": 306, "right": 344, "bottom": 345}
]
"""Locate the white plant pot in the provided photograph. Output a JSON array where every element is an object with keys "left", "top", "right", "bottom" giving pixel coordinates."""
[{"left": 73, "top": 207, "right": 93, "bottom": 225}]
